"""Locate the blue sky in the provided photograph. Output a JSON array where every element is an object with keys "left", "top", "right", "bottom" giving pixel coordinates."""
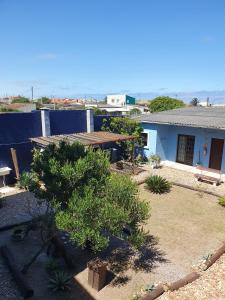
[{"left": 0, "top": 0, "right": 225, "bottom": 100}]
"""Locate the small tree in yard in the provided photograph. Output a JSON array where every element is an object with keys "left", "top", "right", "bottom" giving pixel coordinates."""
[
  {"left": 20, "top": 141, "right": 149, "bottom": 271},
  {"left": 102, "top": 117, "right": 143, "bottom": 162}
]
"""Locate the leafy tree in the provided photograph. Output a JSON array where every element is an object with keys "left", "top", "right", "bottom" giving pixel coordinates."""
[
  {"left": 37, "top": 97, "right": 51, "bottom": 104},
  {"left": 190, "top": 97, "right": 199, "bottom": 106},
  {"left": 0, "top": 107, "right": 19, "bottom": 112},
  {"left": 12, "top": 96, "right": 30, "bottom": 103},
  {"left": 102, "top": 117, "right": 143, "bottom": 161},
  {"left": 129, "top": 108, "right": 141, "bottom": 115},
  {"left": 92, "top": 107, "right": 108, "bottom": 115},
  {"left": 148, "top": 96, "right": 185, "bottom": 113},
  {"left": 20, "top": 141, "right": 149, "bottom": 262}
]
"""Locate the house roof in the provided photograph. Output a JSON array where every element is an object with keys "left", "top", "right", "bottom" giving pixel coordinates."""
[
  {"left": 30, "top": 131, "right": 135, "bottom": 148},
  {"left": 134, "top": 107, "right": 225, "bottom": 130}
]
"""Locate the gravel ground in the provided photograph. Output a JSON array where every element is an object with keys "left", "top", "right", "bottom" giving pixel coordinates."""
[
  {"left": 0, "top": 188, "right": 46, "bottom": 228},
  {"left": 0, "top": 256, "right": 23, "bottom": 300},
  {"left": 0, "top": 189, "right": 45, "bottom": 300},
  {"left": 159, "top": 254, "right": 225, "bottom": 300},
  {"left": 133, "top": 164, "right": 225, "bottom": 196}
]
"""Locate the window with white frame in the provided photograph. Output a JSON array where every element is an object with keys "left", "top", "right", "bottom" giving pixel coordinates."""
[{"left": 141, "top": 132, "right": 149, "bottom": 148}]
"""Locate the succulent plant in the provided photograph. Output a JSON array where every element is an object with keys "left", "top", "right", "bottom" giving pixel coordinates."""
[
  {"left": 145, "top": 175, "right": 171, "bottom": 194},
  {"left": 48, "top": 271, "right": 71, "bottom": 292}
]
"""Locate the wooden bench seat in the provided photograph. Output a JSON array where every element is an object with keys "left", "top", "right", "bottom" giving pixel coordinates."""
[
  {"left": 194, "top": 165, "right": 222, "bottom": 186},
  {"left": 194, "top": 173, "right": 220, "bottom": 186}
]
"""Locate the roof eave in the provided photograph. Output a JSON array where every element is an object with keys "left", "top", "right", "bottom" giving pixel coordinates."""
[{"left": 140, "top": 120, "right": 225, "bottom": 131}]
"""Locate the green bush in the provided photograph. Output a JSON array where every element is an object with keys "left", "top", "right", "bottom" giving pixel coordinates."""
[
  {"left": 145, "top": 175, "right": 171, "bottom": 194},
  {"left": 48, "top": 271, "right": 71, "bottom": 292},
  {"left": 218, "top": 195, "right": 225, "bottom": 207}
]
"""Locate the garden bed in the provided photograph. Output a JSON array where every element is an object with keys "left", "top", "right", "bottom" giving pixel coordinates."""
[{"left": 111, "top": 161, "right": 144, "bottom": 175}]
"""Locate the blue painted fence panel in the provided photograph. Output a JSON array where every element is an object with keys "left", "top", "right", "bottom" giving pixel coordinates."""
[{"left": 49, "top": 110, "right": 87, "bottom": 135}]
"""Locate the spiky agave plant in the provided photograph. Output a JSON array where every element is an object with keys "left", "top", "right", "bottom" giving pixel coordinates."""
[
  {"left": 145, "top": 175, "right": 171, "bottom": 194},
  {"left": 48, "top": 271, "right": 71, "bottom": 292}
]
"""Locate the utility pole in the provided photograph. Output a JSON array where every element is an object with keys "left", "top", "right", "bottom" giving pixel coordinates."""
[{"left": 31, "top": 86, "right": 34, "bottom": 101}]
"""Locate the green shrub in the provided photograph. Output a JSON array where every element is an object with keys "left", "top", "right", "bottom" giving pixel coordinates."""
[
  {"left": 218, "top": 195, "right": 225, "bottom": 207},
  {"left": 145, "top": 175, "right": 171, "bottom": 194},
  {"left": 149, "top": 154, "right": 161, "bottom": 168},
  {"left": 45, "top": 259, "right": 60, "bottom": 274},
  {"left": 48, "top": 271, "right": 71, "bottom": 292}
]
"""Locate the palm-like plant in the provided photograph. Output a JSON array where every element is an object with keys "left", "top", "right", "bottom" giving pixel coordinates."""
[
  {"left": 145, "top": 175, "right": 171, "bottom": 194},
  {"left": 48, "top": 271, "right": 71, "bottom": 292}
]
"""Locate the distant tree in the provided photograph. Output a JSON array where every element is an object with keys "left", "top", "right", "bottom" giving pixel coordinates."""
[
  {"left": 148, "top": 96, "right": 185, "bottom": 113},
  {"left": 129, "top": 108, "right": 141, "bottom": 115},
  {"left": 0, "top": 107, "right": 19, "bottom": 112},
  {"left": 37, "top": 97, "right": 51, "bottom": 104},
  {"left": 93, "top": 107, "right": 107, "bottom": 115},
  {"left": 12, "top": 96, "right": 30, "bottom": 104},
  {"left": 190, "top": 98, "right": 199, "bottom": 106},
  {"left": 102, "top": 117, "right": 143, "bottom": 161}
]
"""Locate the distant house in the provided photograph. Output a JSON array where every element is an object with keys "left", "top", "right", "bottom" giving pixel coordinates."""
[
  {"left": 0, "top": 103, "right": 36, "bottom": 112},
  {"left": 107, "top": 94, "right": 136, "bottom": 106},
  {"left": 135, "top": 107, "right": 225, "bottom": 173}
]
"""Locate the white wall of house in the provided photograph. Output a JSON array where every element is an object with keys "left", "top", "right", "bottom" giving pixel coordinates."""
[{"left": 107, "top": 95, "right": 127, "bottom": 107}]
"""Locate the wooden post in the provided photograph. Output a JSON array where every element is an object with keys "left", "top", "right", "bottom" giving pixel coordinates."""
[{"left": 10, "top": 148, "right": 20, "bottom": 180}]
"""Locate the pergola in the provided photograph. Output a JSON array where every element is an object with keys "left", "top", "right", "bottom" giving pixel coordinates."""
[{"left": 30, "top": 131, "right": 136, "bottom": 148}]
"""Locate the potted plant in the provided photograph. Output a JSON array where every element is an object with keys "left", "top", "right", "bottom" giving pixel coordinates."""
[
  {"left": 149, "top": 154, "right": 161, "bottom": 169},
  {"left": 11, "top": 227, "right": 26, "bottom": 242}
]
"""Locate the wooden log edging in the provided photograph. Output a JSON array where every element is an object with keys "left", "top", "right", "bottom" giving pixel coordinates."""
[
  {"left": 167, "top": 271, "right": 200, "bottom": 292},
  {"left": 1, "top": 245, "right": 34, "bottom": 299},
  {"left": 140, "top": 243, "right": 225, "bottom": 300},
  {"left": 204, "top": 243, "right": 225, "bottom": 270},
  {"left": 135, "top": 178, "right": 222, "bottom": 198},
  {"left": 171, "top": 182, "right": 222, "bottom": 198},
  {"left": 140, "top": 284, "right": 165, "bottom": 300}
]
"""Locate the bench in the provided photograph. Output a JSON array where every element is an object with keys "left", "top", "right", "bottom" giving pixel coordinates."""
[{"left": 194, "top": 165, "right": 222, "bottom": 186}]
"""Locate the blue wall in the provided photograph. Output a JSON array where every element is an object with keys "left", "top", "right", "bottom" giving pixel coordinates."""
[
  {"left": 49, "top": 110, "right": 87, "bottom": 135},
  {"left": 0, "top": 111, "right": 42, "bottom": 184},
  {"left": 0, "top": 111, "right": 42, "bottom": 143},
  {"left": 142, "top": 123, "right": 225, "bottom": 172},
  {"left": 0, "top": 110, "right": 115, "bottom": 184}
]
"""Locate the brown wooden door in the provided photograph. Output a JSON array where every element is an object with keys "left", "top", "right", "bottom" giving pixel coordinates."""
[{"left": 209, "top": 138, "right": 224, "bottom": 170}]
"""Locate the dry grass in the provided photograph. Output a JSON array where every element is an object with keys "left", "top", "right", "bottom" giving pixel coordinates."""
[{"left": 140, "top": 184, "right": 225, "bottom": 270}]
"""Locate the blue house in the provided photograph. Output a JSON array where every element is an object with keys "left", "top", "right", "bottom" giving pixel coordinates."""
[{"left": 135, "top": 107, "right": 225, "bottom": 173}]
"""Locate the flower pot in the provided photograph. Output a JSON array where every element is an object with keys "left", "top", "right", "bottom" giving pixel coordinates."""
[{"left": 87, "top": 258, "right": 107, "bottom": 291}]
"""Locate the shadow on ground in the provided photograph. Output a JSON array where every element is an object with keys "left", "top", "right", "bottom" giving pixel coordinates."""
[{"left": 69, "top": 233, "right": 168, "bottom": 287}]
